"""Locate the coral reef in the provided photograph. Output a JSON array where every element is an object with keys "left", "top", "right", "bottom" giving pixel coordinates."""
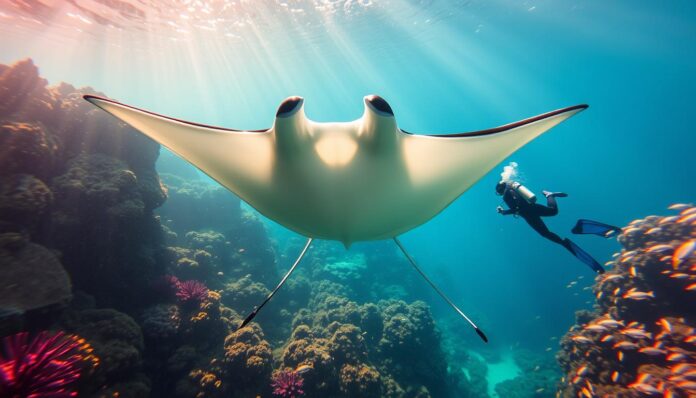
[
  {"left": 271, "top": 369, "right": 305, "bottom": 397},
  {"left": 557, "top": 205, "right": 696, "bottom": 398},
  {"left": 339, "top": 363, "right": 382, "bottom": 397},
  {"left": 0, "top": 58, "right": 167, "bottom": 312},
  {"left": 0, "top": 238, "right": 72, "bottom": 315},
  {"left": 58, "top": 307, "right": 149, "bottom": 397},
  {"left": 223, "top": 323, "right": 274, "bottom": 394},
  {"left": 279, "top": 290, "right": 462, "bottom": 397},
  {"left": 0, "top": 173, "right": 53, "bottom": 231}
]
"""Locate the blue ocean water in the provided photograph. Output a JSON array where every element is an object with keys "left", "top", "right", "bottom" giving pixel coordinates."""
[{"left": 1, "top": 1, "right": 694, "bottom": 396}]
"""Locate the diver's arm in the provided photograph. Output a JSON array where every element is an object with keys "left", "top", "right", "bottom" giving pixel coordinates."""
[{"left": 496, "top": 206, "right": 516, "bottom": 216}]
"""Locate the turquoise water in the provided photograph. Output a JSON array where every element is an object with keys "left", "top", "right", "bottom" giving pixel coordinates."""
[{"left": 1, "top": 1, "right": 695, "bottom": 397}]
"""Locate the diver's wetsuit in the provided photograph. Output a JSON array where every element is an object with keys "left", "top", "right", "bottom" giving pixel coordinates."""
[
  {"left": 498, "top": 183, "right": 605, "bottom": 274},
  {"left": 500, "top": 189, "right": 566, "bottom": 247}
]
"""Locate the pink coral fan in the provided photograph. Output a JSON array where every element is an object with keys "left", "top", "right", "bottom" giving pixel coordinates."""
[
  {"left": 176, "top": 279, "right": 209, "bottom": 304},
  {"left": 0, "top": 331, "right": 93, "bottom": 398},
  {"left": 271, "top": 369, "right": 305, "bottom": 397}
]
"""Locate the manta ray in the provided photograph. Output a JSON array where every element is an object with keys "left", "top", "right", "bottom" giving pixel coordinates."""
[{"left": 85, "top": 94, "right": 588, "bottom": 342}]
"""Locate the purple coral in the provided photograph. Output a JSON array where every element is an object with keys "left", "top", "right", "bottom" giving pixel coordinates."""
[
  {"left": 0, "top": 331, "right": 85, "bottom": 397},
  {"left": 175, "top": 279, "right": 209, "bottom": 304},
  {"left": 271, "top": 369, "right": 305, "bottom": 397}
]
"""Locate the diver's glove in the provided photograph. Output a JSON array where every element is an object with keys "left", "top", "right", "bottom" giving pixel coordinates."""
[{"left": 496, "top": 206, "right": 504, "bottom": 214}]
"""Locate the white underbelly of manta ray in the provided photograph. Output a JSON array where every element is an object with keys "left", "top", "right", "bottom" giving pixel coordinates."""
[
  {"left": 84, "top": 94, "right": 586, "bottom": 245},
  {"left": 84, "top": 93, "right": 588, "bottom": 342}
]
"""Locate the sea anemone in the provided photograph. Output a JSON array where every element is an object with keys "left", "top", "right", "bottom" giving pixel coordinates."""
[
  {"left": 175, "top": 279, "right": 209, "bottom": 304},
  {"left": 271, "top": 369, "right": 305, "bottom": 397},
  {"left": 0, "top": 331, "right": 94, "bottom": 398}
]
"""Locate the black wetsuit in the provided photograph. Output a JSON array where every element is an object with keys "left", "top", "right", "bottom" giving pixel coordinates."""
[
  {"left": 498, "top": 184, "right": 605, "bottom": 274},
  {"left": 500, "top": 188, "right": 569, "bottom": 249}
]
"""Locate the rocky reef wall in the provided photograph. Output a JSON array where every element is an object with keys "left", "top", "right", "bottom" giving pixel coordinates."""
[{"left": 556, "top": 206, "right": 695, "bottom": 398}]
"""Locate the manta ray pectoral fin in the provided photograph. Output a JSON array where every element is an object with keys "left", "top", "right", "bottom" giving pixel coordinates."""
[
  {"left": 83, "top": 95, "right": 274, "bottom": 200},
  {"left": 400, "top": 104, "right": 588, "bottom": 192}
]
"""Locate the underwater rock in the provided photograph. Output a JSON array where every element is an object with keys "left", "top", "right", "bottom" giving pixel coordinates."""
[
  {"left": 185, "top": 230, "right": 227, "bottom": 254},
  {"left": 557, "top": 206, "right": 696, "bottom": 398},
  {"left": 0, "top": 59, "right": 59, "bottom": 124},
  {"left": 377, "top": 299, "right": 450, "bottom": 398},
  {"left": 0, "top": 122, "right": 58, "bottom": 179},
  {"left": 0, "top": 174, "right": 53, "bottom": 234},
  {"left": 222, "top": 275, "right": 271, "bottom": 315},
  {"left": 0, "top": 240, "right": 71, "bottom": 313},
  {"left": 223, "top": 323, "right": 274, "bottom": 393},
  {"left": 140, "top": 304, "right": 181, "bottom": 345},
  {"left": 225, "top": 210, "right": 279, "bottom": 286},
  {"left": 329, "top": 323, "right": 369, "bottom": 365},
  {"left": 50, "top": 153, "right": 167, "bottom": 309},
  {"left": 0, "top": 58, "right": 167, "bottom": 313},
  {"left": 58, "top": 307, "right": 149, "bottom": 397},
  {"left": 493, "top": 349, "right": 557, "bottom": 398},
  {"left": 182, "top": 290, "right": 232, "bottom": 349},
  {"left": 280, "top": 333, "right": 337, "bottom": 396},
  {"left": 52, "top": 154, "right": 145, "bottom": 221},
  {"left": 339, "top": 363, "right": 382, "bottom": 398},
  {"left": 277, "top": 289, "right": 456, "bottom": 398},
  {"left": 315, "top": 252, "right": 368, "bottom": 283}
]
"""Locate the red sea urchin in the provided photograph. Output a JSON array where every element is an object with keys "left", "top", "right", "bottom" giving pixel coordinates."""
[
  {"left": 271, "top": 369, "right": 305, "bottom": 397},
  {"left": 0, "top": 331, "right": 93, "bottom": 398},
  {"left": 175, "top": 279, "right": 209, "bottom": 304}
]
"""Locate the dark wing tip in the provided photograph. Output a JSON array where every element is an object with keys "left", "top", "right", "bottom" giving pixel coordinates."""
[
  {"left": 83, "top": 94, "right": 101, "bottom": 103},
  {"left": 237, "top": 310, "right": 257, "bottom": 330},
  {"left": 403, "top": 103, "right": 590, "bottom": 137},
  {"left": 475, "top": 327, "right": 489, "bottom": 343},
  {"left": 83, "top": 94, "right": 269, "bottom": 133}
]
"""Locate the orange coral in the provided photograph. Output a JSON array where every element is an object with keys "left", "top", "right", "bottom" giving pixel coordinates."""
[{"left": 558, "top": 205, "right": 696, "bottom": 398}]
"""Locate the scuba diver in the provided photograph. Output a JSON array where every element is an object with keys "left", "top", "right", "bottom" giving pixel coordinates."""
[{"left": 495, "top": 174, "right": 620, "bottom": 274}]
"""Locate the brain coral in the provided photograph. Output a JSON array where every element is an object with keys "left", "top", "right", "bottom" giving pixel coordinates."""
[{"left": 557, "top": 205, "right": 696, "bottom": 398}]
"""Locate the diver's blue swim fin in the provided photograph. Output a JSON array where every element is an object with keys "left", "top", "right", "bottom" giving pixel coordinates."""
[
  {"left": 571, "top": 219, "right": 621, "bottom": 238},
  {"left": 564, "top": 238, "right": 605, "bottom": 274}
]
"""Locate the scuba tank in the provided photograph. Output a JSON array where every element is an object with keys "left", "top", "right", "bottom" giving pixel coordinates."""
[{"left": 509, "top": 181, "right": 537, "bottom": 204}]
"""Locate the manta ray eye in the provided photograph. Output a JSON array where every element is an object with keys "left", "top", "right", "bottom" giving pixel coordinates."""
[
  {"left": 276, "top": 96, "right": 304, "bottom": 117},
  {"left": 365, "top": 95, "right": 394, "bottom": 116}
]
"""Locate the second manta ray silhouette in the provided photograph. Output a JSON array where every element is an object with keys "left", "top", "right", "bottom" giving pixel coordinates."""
[{"left": 85, "top": 94, "right": 589, "bottom": 343}]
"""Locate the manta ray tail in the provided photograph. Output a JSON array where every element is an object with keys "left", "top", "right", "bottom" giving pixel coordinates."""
[
  {"left": 238, "top": 238, "right": 313, "bottom": 330},
  {"left": 393, "top": 237, "right": 488, "bottom": 343}
]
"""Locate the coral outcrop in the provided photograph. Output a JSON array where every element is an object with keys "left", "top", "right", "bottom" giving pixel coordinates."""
[
  {"left": 557, "top": 205, "right": 696, "bottom": 398},
  {"left": 223, "top": 323, "right": 274, "bottom": 394},
  {"left": 0, "top": 238, "right": 72, "bottom": 316},
  {"left": 0, "top": 58, "right": 167, "bottom": 312}
]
